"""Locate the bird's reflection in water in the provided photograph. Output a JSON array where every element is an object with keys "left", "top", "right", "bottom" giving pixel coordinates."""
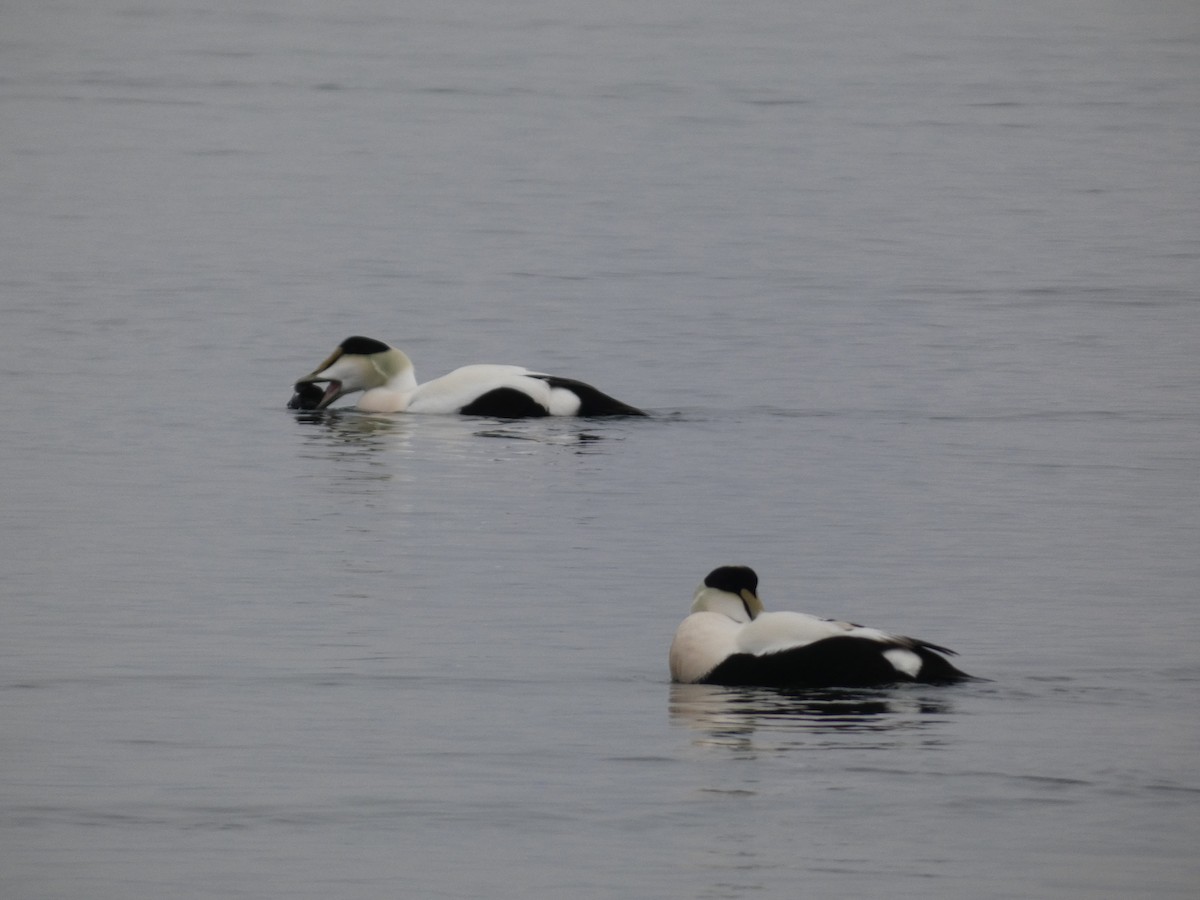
[
  {"left": 292, "top": 410, "right": 411, "bottom": 466},
  {"left": 474, "top": 428, "right": 608, "bottom": 452},
  {"left": 294, "top": 408, "right": 403, "bottom": 440},
  {"left": 289, "top": 411, "right": 413, "bottom": 491},
  {"left": 669, "top": 682, "right": 954, "bottom": 749},
  {"left": 293, "top": 407, "right": 615, "bottom": 456}
]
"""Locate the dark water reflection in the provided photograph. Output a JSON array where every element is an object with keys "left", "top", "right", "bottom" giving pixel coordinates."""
[
  {"left": 293, "top": 409, "right": 407, "bottom": 442},
  {"left": 291, "top": 407, "right": 639, "bottom": 460},
  {"left": 669, "top": 682, "right": 956, "bottom": 743}
]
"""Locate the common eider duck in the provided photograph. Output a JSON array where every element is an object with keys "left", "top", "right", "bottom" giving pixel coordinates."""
[
  {"left": 669, "top": 566, "right": 971, "bottom": 687},
  {"left": 288, "top": 336, "right": 645, "bottom": 417}
]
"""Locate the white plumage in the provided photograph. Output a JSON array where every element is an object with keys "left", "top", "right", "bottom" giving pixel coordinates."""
[
  {"left": 288, "top": 336, "right": 645, "bottom": 418},
  {"left": 669, "top": 566, "right": 971, "bottom": 687}
]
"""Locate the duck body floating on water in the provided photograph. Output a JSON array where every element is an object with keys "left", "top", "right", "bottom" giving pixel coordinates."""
[
  {"left": 670, "top": 566, "right": 972, "bottom": 688},
  {"left": 288, "top": 336, "right": 646, "bottom": 417}
]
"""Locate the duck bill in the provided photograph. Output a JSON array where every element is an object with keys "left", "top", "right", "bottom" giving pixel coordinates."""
[{"left": 740, "top": 589, "right": 765, "bottom": 619}]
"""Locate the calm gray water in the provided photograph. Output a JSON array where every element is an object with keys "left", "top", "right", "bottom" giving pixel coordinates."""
[{"left": 3, "top": 1, "right": 1198, "bottom": 897}]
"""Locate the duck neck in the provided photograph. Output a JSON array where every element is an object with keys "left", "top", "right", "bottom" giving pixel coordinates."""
[
  {"left": 360, "top": 350, "right": 418, "bottom": 412},
  {"left": 691, "top": 587, "right": 755, "bottom": 623}
]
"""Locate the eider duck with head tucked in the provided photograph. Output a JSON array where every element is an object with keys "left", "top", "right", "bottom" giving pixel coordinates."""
[
  {"left": 288, "top": 336, "right": 645, "bottom": 417},
  {"left": 669, "top": 566, "right": 972, "bottom": 687}
]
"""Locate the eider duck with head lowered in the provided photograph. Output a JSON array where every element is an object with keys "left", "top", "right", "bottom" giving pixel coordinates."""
[
  {"left": 669, "top": 566, "right": 972, "bottom": 688},
  {"left": 288, "top": 336, "right": 646, "bottom": 417}
]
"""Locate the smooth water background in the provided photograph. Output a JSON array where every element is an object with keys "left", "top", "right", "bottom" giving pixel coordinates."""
[{"left": 3, "top": 1, "right": 1198, "bottom": 897}]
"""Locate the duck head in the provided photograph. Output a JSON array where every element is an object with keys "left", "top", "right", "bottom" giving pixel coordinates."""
[
  {"left": 290, "top": 336, "right": 413, "bottom": 410},
  {"left": 691, "top": 565, "right": 765, "bottom": 622}
]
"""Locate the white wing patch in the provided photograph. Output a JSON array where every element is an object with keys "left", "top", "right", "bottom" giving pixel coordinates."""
[
  {"left": 547, "top": 386, "right": 583, "bottom": 416},
  {"left": 882, "top": 648, "right": 923, "bottom": 679}
]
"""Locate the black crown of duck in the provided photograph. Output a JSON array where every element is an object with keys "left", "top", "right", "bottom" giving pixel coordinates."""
[
  {"left": 288, "top": 336, "right": 645, "bottom": 417},
  {"left": 670, "top": 565, "right": 972, "bottom": 688}
]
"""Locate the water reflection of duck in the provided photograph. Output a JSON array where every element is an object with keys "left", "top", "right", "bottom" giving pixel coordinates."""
[
  {"left": 669, "top": 566, "right": 972, "bottom": 688},
  {"left": 288, "top": 336, "right": 645, "bottom": 417},
  {"left": 668, "top": 682, "right": 949, "bottom": 738}
]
